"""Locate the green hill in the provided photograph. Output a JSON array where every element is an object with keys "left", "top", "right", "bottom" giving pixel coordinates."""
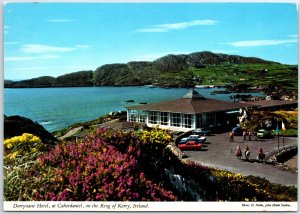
[
  {"left": 5, "top": 51, "right": 298, "bottom": 93},
  {"left": 9, "top": 76, "right": 55, "bottom": 88},
  {"left": 53, "top": 70, "right": 94, "bottom": 87}
]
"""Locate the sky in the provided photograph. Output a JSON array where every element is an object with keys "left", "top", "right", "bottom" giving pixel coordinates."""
[{"left": 3, "top": 2, "right": 299, "bottom": 80}]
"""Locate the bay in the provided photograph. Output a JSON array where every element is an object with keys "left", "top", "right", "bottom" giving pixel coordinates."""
[{"left": 4, "top": 86, "right": 264, "bottom": 132}]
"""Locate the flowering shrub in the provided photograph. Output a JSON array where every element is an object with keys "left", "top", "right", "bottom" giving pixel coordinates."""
[
  {"left": 244, "top": 175, "right": 297, "bottom": 201},
  {"left": 89, "top": 128, "right": 175, "bottom": 180},
  {"left": 205, "top": 168, "right": 296, "bottom": 201},
  {"left": 4, "top": 133, "right": 48, "bottom": 201},
  {"left": 33, "top": 130, "right": 176, "bottom": 201},
  {"left": 4, "top": 133, "right": 46, "bottom": 162},
  {"left": 138, "top": 127, "right": 172, "bottom": 144}
]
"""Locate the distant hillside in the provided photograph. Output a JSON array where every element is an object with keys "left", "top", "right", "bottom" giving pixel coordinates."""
[
  {"left": 93, "top": 52, "right": 273, "bottom": 87},
  {"left": 53, "top": 70, "right": 94, "bottom": 87},
  {"left": 6, "top": 71, "right": 93, "bottom": 88},
  {"left": 7, "top": 76, "right": 55, "bottom": 88},
  {"left": 153, "top": 51, "right": 269, "bottom": 72},
  {"left": 4, "top": 51, "right": 297, "bottom": 91}
]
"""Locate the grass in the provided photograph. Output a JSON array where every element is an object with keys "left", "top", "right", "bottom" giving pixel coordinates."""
[
  {"left": 188, "top": 63, "right": 298, "bottom": 91},
  {"left": 277, "top": 129, "right": 298, "bottom": 136},
  {"left": 274, "top": 110, "right": 298, "bottom": 129}
]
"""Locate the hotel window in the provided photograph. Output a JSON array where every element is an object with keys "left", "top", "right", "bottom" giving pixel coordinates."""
[
  {"left": 182, "top": 114, "right": 192, "bottom": 128},
  {"left": 129, "top": 110, "right": 137, "bottom": 122},
  {"left": 148, "top": 111, "right": 157, "bottom": 124},
  {"left": 171, "top": 113, "right": 181, "bottom": 127},
  {"left": 137, "top": 110, "right": 146, "bottom": 123},
  {"left": 160, "top": 112, "right": 168, "bottom": 126}
]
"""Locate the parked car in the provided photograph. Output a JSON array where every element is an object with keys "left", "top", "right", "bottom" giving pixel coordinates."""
[
  {"left": 178, "top": 141, "right": 203, "bottom": 150},
  {"left": 187, "top": 135, "right": 206, "bottom": 143},
  {"left": 192, "top": 128, "right": 211, "bottom": 136},
  {"left": 178, "top": 138, "right": 188, "bottom": 146},
  {"left": 232, "top": 126, "right": 243, "bottom": 136},
  {"left": 177, "top": 135, "right": 206, "bottom": 146},
  {"left": 257, "top": 129, "right": 271, "bottom": 138}
]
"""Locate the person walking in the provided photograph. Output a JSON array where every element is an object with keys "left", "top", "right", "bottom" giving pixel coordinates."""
[
  {"left": 258, "top": 148, "right": 265, "bottom": 163},
  {"left": 243, "top": 130, "right": 247, "bottom": 140},
  {"left": 244, "top": 145, "right": 250, "bottom": 161},
  {"left": 230, "top": 131, "right": 234, "bottom": 142},
  {"left": 236, "top": 145, "right": 242, "bottom": 159},
  {"left": 248, "top": 131, "right": 252, "bottom": 141}
]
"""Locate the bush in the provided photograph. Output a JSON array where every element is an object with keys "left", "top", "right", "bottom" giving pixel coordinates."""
[
  {"left": 206, "top": 168, "right": 297, "bottom": 201},
  {"left": 4, "top": 133, "right": 46, "bottom": 163},
  {"left": 33, "top": 129, "right": 176, "bottom": 201},
  {"left": 4, "top": 133, "right": 47, "bottom": 201}
]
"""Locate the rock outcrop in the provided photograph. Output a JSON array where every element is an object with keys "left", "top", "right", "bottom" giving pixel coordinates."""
[{"left": 4, "top": 115, "right": 58, "bottom": 146}]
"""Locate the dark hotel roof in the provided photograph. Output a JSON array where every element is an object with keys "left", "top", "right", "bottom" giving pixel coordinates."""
[{"left": 127, "top": 89, "right": 254, "bottom": 114}]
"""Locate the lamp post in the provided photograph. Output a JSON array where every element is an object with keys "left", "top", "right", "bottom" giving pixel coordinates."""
[
  {"left": 275, "top": 120, "right": 279, "bottom": 152},
  {"left": 282, "top": 121, "right": 286, "bottom": 150},
  {"left": 282, "top": 133, "right": 285, "bottom": 149}
]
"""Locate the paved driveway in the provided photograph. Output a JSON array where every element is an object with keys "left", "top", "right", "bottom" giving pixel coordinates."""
[{"left": 183, "top": 133, "right": 298, "bottom": 186}]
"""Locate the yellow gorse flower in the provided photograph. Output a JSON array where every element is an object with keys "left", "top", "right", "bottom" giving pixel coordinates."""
[
  {"left": 4, "top": 133, "right": 45, "bottom": 161},
  {"left": 138, "top": 128, "right": 172, "bottom": 145}
]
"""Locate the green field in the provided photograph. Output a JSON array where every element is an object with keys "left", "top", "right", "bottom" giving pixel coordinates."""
[{"left": 189, "top": 63, "right": 298, "bottom": 91}]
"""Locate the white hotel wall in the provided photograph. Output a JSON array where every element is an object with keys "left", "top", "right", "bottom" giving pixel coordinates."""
[{"left": 127, "top": 110, "right": 196, "bottom": 132}]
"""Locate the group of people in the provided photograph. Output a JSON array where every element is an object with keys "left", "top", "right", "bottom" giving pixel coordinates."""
[
  {"left": 235, "top": 145, "right": 265, "bottom": 162},
  {"left": 243, "top": 130, "right": 257, "bottom": 141},
  {"left": 229, "top": 130, "right": 258, "bottom": 142}
]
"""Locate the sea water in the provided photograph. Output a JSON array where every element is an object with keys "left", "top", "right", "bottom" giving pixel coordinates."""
[{"left": 4, "top": 86, "right": 263, "bottom": 132}]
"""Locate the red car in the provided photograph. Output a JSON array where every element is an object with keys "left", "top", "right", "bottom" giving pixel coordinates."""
[{"left": 178, "top": 141, "right": 203, "bottom": 150}]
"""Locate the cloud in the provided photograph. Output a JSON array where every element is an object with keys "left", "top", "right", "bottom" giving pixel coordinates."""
[
  {"left": 224, "top": 39, "right": 298, "bottom": 47},
  {"left": 136, "top": 19, "right": 217, "bottom": 33},
  {"left": 5, "top": 44, "right": 91, "bottom": 62},
  {"left": 47, "top": 19, "right": 75, "bottom": 22},
  {"left": 21, "top": 44, "right": 77, "bottom": 54},
  {"left": 288, "top": 34, "right": 298, "bottom": 38},
  {"left": 5, "top": 55, "right": 59, "bottom": 62},
  {"left": 20, "top": 44, "right": 91, "bottom": 54},
  {"left": 4, "top": 41, "right": 20, "bottom": 45},
  {"left": 75, "top": 45, "right": 91, "bottom": 48}
]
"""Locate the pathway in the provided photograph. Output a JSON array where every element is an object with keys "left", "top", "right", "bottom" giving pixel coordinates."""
[
  {"left": 58, "top": 126, "right": 83, "bottom": 140},
  {"left": 184, "top": 133, "right": 298, "bottom": 186},
  {"left": 57, "top": 119, "right": 121, "bottom": 140}
]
